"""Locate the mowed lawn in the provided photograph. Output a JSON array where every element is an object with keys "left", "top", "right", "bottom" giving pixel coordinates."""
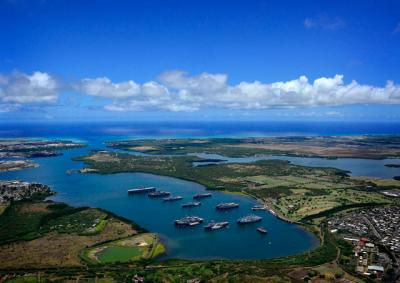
[
  {"left": 97, "top": 246, "right": 141, "bottom": 263},
  {"left": 84, "top": 233, "right": 165, "bottom": 264},
  {"left": 244, "top": 175, "right": 355, "bottom": 190},
  {"left": 276, "top": 189, "right": 393, "bottom": 221}
]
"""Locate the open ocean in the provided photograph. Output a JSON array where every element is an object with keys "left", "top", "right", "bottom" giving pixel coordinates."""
[{"left": 1, "top": 121, "right": 400, "bottom": 139}]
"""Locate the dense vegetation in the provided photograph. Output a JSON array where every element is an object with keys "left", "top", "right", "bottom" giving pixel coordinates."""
[
  {"left": 0, "top": 201, "right": 141, "bottom": 245},
  {"left": 0, "top": 201, "right": 95, "bottom": 244},
  {"left": 0, "top": 201, "right": 51, "bottom": 244}
]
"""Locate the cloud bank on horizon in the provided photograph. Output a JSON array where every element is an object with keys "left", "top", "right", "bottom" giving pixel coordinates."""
[{"left": 1, "top": 70, "right": 400, "bottom": 113}]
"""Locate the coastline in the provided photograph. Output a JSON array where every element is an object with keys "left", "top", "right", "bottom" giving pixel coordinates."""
[{"left": 75, "top": 168, "right": 322, "bottom": 258}]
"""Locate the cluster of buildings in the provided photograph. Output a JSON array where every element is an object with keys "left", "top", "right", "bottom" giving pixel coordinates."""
[
  {"left": 0, "top": 180, "right": 53, "bottom": 203},
  {"left": 328, "top": 206, "right": 400, "bottom": 278},
  {"left": 353, "top": 238, "right": 388, "bottom": 277}
]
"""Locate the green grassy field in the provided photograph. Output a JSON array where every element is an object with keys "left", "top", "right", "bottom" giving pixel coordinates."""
[
  {"left": 83, "top": 233, "right": 165, "bottom": 264},
  {"left": 270, "top": 187, "right": 393, "bottom": 221},
  {"left": 97, "top": 246, "right": 141, "bottom": 263},
  {"left": 244, "top": 174, "right": 356, "bottom": 189}
]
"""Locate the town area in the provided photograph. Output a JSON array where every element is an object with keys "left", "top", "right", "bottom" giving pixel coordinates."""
[
  {"left": 328, "top": 205, "right": 400, "bottom": 280},
  {"left": 0, "top": 180, "right": 54, "bottom": 203}
]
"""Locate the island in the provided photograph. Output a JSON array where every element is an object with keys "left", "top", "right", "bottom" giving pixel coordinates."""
[
  {"left": 0, "top": 160, "right": 38, "bottom": 172},
  {"left": 0, "top": 139, "right": 84, "bottom": 158},
  {"left": 0, "top": 139, "right": 84, "bottom": 172},
  {"left": 108, "top": 135, "right": 400, "bottom": 159}
]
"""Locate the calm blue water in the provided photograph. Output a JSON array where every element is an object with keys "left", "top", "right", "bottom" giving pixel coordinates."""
[
  {"left": 192, "top": 153, "right": 400, "bottom": 179},
  {"left": 0, "top": 121, "right": 399, "bottom": 260},
  {"left": 1, "top": 121, "right": 400, "bottom": 138}
]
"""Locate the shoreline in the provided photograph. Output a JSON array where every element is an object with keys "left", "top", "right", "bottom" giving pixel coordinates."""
[{"left": 75, "top": 168, "right": 322, "bottom": 259}]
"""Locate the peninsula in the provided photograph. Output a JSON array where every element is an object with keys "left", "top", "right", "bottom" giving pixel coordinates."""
[
  {"left": 0, "top": 139, "right": 84, "bottom": 159},
  {"left": 108, "top": 135, "right": 400, "bottom": 159},
  {"left": 76, "top": 147, "right": 396, "bottom": 222}
]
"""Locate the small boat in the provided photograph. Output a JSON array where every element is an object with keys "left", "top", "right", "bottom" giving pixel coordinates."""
[
  {"left": 252, "top": 205, "right": 266, "bottom": 211},
  {"left": 193, "top": 193, "right": 212, "bottom": 199},
  {"left": 128, "top": 187, "right": 156, "bottom": 194},
  {"left": 163, "top": 196, "right": 183, "bottom": 202},
  {"left": 216, "top": 202, "right": 239, "bottom": 210},
  {"left": 257, "top": 227, "right": 268, "bottom": 234},
  {"left": 181, "top": 202, "right": 201, "bottom": 208},
  {"left": 237, "top": 215, "right": 262, "bottom": 225},
  {"left": 148, "top": 191, "right": 171, "bottom": 198},
  {"left": 204, "top": 221, "right": 229, "bottom": 231},
  {"left": 174, "top": 216, "right": 204, "bottom": 227},
  {"left": 267, "top": 208, "right": 277, "bottom": 216}
]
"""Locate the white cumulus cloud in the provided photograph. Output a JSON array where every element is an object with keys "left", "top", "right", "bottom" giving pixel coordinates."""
[
  {"left": 74, "top": 71, "right": 400, "bottom": 112},
  {"left": 158, "top": 70, "right": 228, "bottom": 94},
  {"left": 3, "top": 70, "right": 400, "bottom": 113},
  {"left": 75, "top": 77, "right": 141, "bottom": 98},
  {"left": 0, "top": 71, "right": 58, "bottom": 104}
]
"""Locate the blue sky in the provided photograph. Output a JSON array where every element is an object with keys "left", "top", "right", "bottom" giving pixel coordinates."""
[{"left": 1, "top": 0, "right": 400, "bottom": 122}]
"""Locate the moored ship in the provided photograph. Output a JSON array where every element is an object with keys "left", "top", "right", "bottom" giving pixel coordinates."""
[
  {"left": 181, "top": 201, "right": 201, "bottom": 208},
  {"left": 237, "top": 215, "right": 262, "bottom": 225},
  {"left": 127, "top": 186, "right": 156, "bottom": 194},
  {"left": 163, "top": 196, "right": 183, "bottom": 202},
  {"left": 193, "top": 193, "right": 212, "bottom": 199},
  {"left": 257, "top": 227, "right": 268, "bottom": 234},
  {"left": 148, "top": 191, "right": 171, "bottom": 198},
  {"left": 174, "top": 216, "right": 204, "bottom": 227},
  {"left": 252, "top": 205, "right": 266, "bottom": 211},
  {"left": 204, "top": 221, "right": 229, "bottom": 231},
  {"left": 267, "top": 208, "right": 277, "bottom": 216},
  {"left": 216, "top": 202, "right": 239, "bottom": 210}
]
